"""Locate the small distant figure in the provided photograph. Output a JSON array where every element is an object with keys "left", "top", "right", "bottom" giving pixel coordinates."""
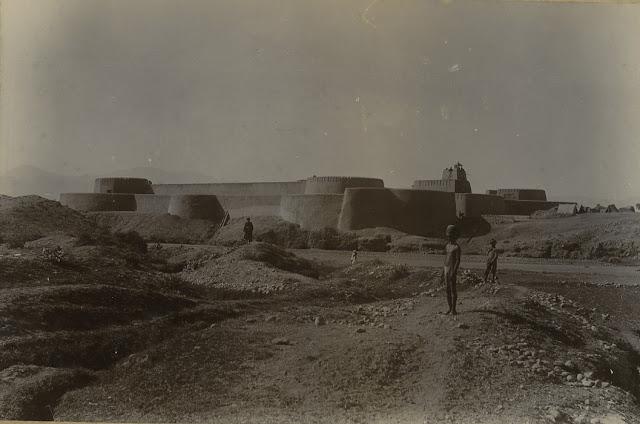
[
  {"left": 351, "top": 248, "right": 358, "bottom": 265},
  {"left": 243, "top": 217, "right": 254, "bottom": 243},
  {"left": 484, "top": 239, "right": 499, "bottom": 284},
  {"left": 443, "top": 225, "right": 461, "bottom": 316}
]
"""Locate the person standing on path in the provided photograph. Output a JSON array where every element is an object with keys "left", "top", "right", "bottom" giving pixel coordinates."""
[
  {"left": 243, "top": 217, "right": 254, "bottom": 243},
  {"left": 484, "top": 239, "right": 499, "bottom": 284},
  {"left": 351, "top": 248, "right": 358, "bottom": 265},
  {"left": 443, "top": 225, "right": 461, "bottom": 315}
]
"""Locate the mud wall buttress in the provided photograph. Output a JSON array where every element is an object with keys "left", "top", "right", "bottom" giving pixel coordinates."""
[
  {"left": 455, "top": 194, "right": 506, "bottom": 217},
  {"left": 167, "top": 195, "right": 226, "bottom": 221},
  {"left": 59, "top": 193, "right": 137, "bottom": 212},
  {"left": 338, "top": 188, "right": 457, "bottom": 237},
  {"left": 94, "top": 178, "right": 154, "bottom": 194},
  {"left": 134, "top": 194, "right": 172, "bottom": 214},
  {"left": 279, "top": 194, "right": 344, "bottom": 230}
]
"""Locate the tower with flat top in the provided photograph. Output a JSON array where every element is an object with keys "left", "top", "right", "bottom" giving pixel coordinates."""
[{"left": 412, "top": 162, "right": 472, "bottom": 193}]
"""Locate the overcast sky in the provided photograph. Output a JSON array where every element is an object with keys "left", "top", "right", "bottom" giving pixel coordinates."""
[{"left": 2, "top": 0, "right": 639, "bottom": 201}]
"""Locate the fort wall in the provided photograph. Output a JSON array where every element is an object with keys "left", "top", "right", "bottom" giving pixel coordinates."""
[
  {"left": 303, "top": 176, "right": 384, "bottom": 194},
  {"left": 455, "top": 194, "right": 506, "bottom": 217},
  {"left": 152, "top": 181, "right": 305, "bottom": 197},
  {"left": 504, "top": 200, "right": 563, "bottom": 215},
  {"left": 217, "top": 195, "right": 282, "bottom": 218},
  {"left": 134, "top": 194, "right": 172, "bottom": 214},
  {"left": 497, "top": 189, "right": 547, "bottom": 201},
  {"left": 94, "top": 178, "right": 154, "bottom": 194},
  {"left": 338, "top": 188, "right": 457, "bottom": 237},
  {"left": 59, "top": 193, "right": 137, "bottom": 212},
  {"left": 411, "top": 179, "right": 472, "bottom": 193},
  {"left": 167, "top": 195, "right": 226, "bottom": 221},
  {"left": 280, "top": 194, "right": 344, "bottom": 230}
]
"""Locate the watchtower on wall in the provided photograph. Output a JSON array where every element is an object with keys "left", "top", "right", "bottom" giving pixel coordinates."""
[{"left": 412, "top": 162, "right": 472, "bottom": 193}]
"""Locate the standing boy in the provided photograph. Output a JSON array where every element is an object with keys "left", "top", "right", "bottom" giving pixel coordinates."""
[
  {"left": 484, "top": 239, "right": 498, "bottom": 284},
  {"left": 443, "top": 225, "right": 461, "bottom": 315},
  {"left": 350, "top": 248, "right": 358, "bottom": 265}
]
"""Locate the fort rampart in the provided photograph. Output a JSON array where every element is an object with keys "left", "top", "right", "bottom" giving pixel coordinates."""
[
  {"left": 303, "top": 176, "right": 384, "bottom": 195},
  {"left": 337, "top": 188, "right": 457, "bottom": 237},
  {"left": 167, "top": 195, "right": 225, "bottom": 221},
  {"left": 152, "top": 181, "right": 305, "bottom": 196},
  {"left": 94, "top": 178, "right": 154, "bottom": 194},
  {"left": 496, "top": 189, "right": 547, "bottom": 201},
  {"left": 59, "top": 193, "right": 137, "bottom": 212},
  {"left": 455, "top": 193, "right": 506, "bottom": 217},
  {"left": 279, "top": 194, "right": 344, "bottom": 230},
  {"left": 412, "top": 179, "right": 472, "bottom": 193}
]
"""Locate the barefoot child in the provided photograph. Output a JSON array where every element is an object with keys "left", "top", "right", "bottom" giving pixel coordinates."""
[
  {"left": 484, "top": 239, "right": 498, "bottom": 284},
  {"left": 350, "top": 248, "right": 358, "bottom": 265},
  {"left": 443, "top": 225, "right": 461, "bottom": 315}
]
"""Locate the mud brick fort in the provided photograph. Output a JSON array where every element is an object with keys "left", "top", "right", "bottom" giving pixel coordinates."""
[{"left": 59, "top": 163, "right": 572, "bottom": 237}]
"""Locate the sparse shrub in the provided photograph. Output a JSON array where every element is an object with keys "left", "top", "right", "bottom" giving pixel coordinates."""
[
  {"left": 308, "top": 228, "right": 357, "bottom": 250},
  {"left": 123, "top": 252, "right": 142, "bottom": 267},
  {"left": 358, "top": 236, "right": 390, "bottom": 252},
  {"left": 390, "top": 264, "right": 410, "bottom": 281},
  {"left": 6, "top": 238, "right": 26, "bottom": 249},
  {"left": 114, "top": 231, "right": 147, "bottom": 254},
  {"left": 42, "top": 246, "right": 65, "bottom": 264},
  {"left": 75, "top": 231, "right": 96, "bottom": 246}
]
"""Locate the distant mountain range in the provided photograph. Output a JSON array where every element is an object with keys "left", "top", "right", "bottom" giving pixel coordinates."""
[{"left": 0, "top": 165, "right": 214, "bottom": 200}]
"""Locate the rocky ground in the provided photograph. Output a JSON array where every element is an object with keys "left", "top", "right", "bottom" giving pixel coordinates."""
[
  {"left": 2, "top": 194, "right": 640, "bottom": 423},
  {"left": 0, "top": 238, "right": 639, "bottom": 423}
]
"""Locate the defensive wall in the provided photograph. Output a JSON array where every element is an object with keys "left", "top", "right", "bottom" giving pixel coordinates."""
[
  {"left": 94, "top": 178, "right": 154, "bottom": 194},
  {"left": 59, "top": 172, "right": 575, "bottom": 234},
  {"left": 279, "top": 194, "right": 344, "bottom": 230},
  {"left": 455, "top": 194, "right": 506, "bottom": 217},
  {"left": 337, "top": 188, "right": 457, "bottom": 237},
  {"left": 496, "top": 189, "right": 547, "bottom": 201},
  {"left": 303, "top": 176, "right": 384, "bottom": 194},
  {"left": 217, "top": 195, "right": 282, "bottom": 218},
  {"left": 59, "top": 193, "right": 137, "bottom": 212},
  {"left": 134, "top": 194, "right": 172, "bottom": 214},
  {"left": 504, "top": 200, "right": 566, "bottom": 215},
  {"left": 152, "top": 181, "right": 305, "bottom": 196},
  {"left": 411, "top": 179, "right": 472, "bottom": 193},
  {"left": 167, "top": 195, "right": 226, "bottom": 221}
]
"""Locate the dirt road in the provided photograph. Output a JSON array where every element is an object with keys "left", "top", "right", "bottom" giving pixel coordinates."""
[{"left": 293, "top": 249, "right": 640, "bottom": 284}]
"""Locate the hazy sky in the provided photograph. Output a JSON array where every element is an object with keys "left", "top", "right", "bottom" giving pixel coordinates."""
[{"left": 2, "top": 0, "right": 640, "bottom": 200}]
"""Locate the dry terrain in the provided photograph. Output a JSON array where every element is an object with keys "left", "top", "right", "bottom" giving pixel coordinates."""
[{"left": 1, "top": 195, "right": 640, "bottom": 423}]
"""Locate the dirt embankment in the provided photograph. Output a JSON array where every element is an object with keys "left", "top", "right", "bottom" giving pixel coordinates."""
[
  {"left": 462, "top": 213, "right": 640, "bottom": 263},
  {"left": 2, "top": 233, "right": 640, "bottom": 422},
  {"left": 0, "top": 195, "right": 95, "bottom": 247}
]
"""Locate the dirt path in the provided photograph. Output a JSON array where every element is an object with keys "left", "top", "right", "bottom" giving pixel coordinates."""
[{"left": 292, "top": 249, "right": 640, "bottom": 284}]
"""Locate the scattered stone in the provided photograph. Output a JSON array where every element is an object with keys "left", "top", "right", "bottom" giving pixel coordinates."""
[
  {"left": 356, "top": 328, "right": 366, "bottom": 333},
  {"left": 271, "top": 337, "right": 291, "bottom": 345},
  {"left": 546, "top": 407, "right": 568, "bottom": 423},
  {"left": 456, "top": 323, "right": 469, "bottom": 329}
]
